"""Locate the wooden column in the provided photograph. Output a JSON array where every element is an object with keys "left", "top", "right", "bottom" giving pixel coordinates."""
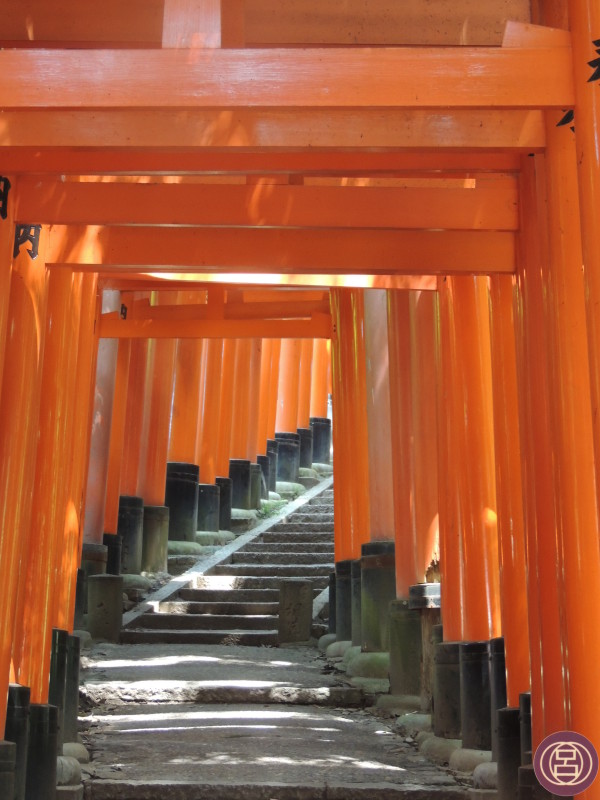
[
  {"left": 0, "top": 175, "right": 15, "bottom": 404},
  {"left": 297, "top": 339, "right": 314, "bottom": 429},
  {"left": 515, "top": 156, "right": 567, "bottom": 743},
  {"left": 488, "top": 274, "right": 531, "bottom": 707},
  {"left": 364, "top": 289, "right": 395, "bottom": 540},
  {"left": 435, "top": 278, "right": 464, "bottom": 641},
  {"left": 257, "top": 338, "right": 273, "bottom": 456},
  {"left": 136, "top": 294, "right": 177, "bottom": 506},
  {"left": 245, "top": 338, "right": 263, "bottom": 461},
  {"left": 266, "top": 339, "right": 282, "bottom": 441},
  {"left": 230, "top": 339, "right": 252, "bottom": 459},
  {"left": 216, "top": 339, "right": 237, "bottom": 475},
  {"left": 15, "top": 268, "right": 82, "bottom": 701},
  {"left": 198, "top": 338, "right": 223, "bottom": 483},
  {"left": 275, "top": 338, "right": 302, "bottom": 434},
  {"left": 0, "top": 224, "right": 48, "bottom": 729},
  {"left": 450, "top": 275, "right": 501, "bottom": 642},
  {"left": 410, "top": 291, "right": 440, "bottom": 580},
  {"left": 387, "top": 291, "right": 416, "bottom": 598},
  {"left": 103, "top": 336, "right": 132, "bottom": 533},
  {"left": 330, "top": 288, "right": 370, "bottom": 561},
  {"left": 120, "top": 334, "right": 151, "bottom": 496},
  {"left": 310, "top": 337, "right": 329, "bottom": 419}
]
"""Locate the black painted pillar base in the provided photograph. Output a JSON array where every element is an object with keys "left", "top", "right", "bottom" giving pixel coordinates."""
[
  {"left": 297, "top": 427, "right": 314, "bottom": 468},
  {"left": 310, "top": 416, "right": 332, "bottom": 464},
  {"left": 256, "top": 455, "right": 270, "bottom": 500},
  {"left": 229, "top": 459, "right": 252, "bottom": 510},
  {"left": 0, "top": 741, "right": 16, "bottom": 800},
  {"left": 25, "top": 704, "right": 57, "bottom": 800},
  {"left": 117, "top": 495, "right": 144, "bottom": 573},
  {"left": 497, "top": 707, "right": 521, "bottom": 800},
  {"left": 460, "top": 641, "right": 491, "bottom": 750},
  {"left": 335, "top": 560, "right": 353, "bottom": 641},
  {"left": 433, "top": 641, "right": 461, "bottom": 739},
  {"left": 48, "top": 628, "right": 68, "bottom": 752},
  {"left": 197, "top": 484, "right": 220, "bottom": 531},
  {"left": 360, "top": 540, "right": 396, "bottom": 652},
  {"left": 518, "top": 764, "right": 570, "bottom": 799},
  {"left": 215, "top": 476, "right": 232, "bottom": 530},
  {"left": 165, "top": 462, "right": 200, "bottom": 542},
  {"left": 490, "top": 636, "right": 507, "bottom": 760},
  {"left": 350, "top": 559, "right": 362, "bottom": 646},
  {"left": 5, "top": 684, "right": 30, "bottom": 800},
  {"left": 328, "top": 571, "right": 337, "bottom": 634}
]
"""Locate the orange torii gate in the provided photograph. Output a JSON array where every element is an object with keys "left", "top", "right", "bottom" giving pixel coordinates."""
[{"left": 0, "top": 2, "right": 599, "bottom": 798}]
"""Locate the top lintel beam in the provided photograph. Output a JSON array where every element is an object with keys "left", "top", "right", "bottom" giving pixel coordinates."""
[{"left": 0, "top": 46, "right": 573, "bottom": 109}]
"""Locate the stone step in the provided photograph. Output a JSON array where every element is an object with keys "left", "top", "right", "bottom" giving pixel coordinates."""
[
  {"left": 240, "top": 542, "right": 334, "bottom": 554},
  {"left": 285, "top": 512, "right": 335, "bottom": 524},
  {"left": 84, "top": 780, "right": 467, "bottom": 799},
  {"left": 120, "top": 628, "right": 279, "bottom": 646},
  {"left": 209, "top": 563, "right": 332, "bottom": 578},
  {"left": 188, "top": 576, "right": 325, "bottom": 593},
  {"left": 130, "top": 612, "right": 279, "bottom": 631},
  {"left": 230, "top": 551, "right": 334, "bottom": 566},
  {"left": 269, "top": 522, "right": 334, "bottom": 533},
  {"left": 261, "top": 532, "right": 333, "bottom": 545},
  {"left": 159, "top": 599, "right": 280, "bottom": 615},
  {"left": 179, "top": 587, "right": 281, "bottom": 602}
]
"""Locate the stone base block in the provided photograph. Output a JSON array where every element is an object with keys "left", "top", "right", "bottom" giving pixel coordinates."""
[
  {"left": 195, "top": 530, "right": 235, "bottom": 546},
  {"left": 62, "top": 743, "right": 89, "bottom": 764},
  {"left": 375, "top": 694, "right": 421, "bottom": 716},
  {"left": 325, "top": 640, "right": 353, "bottom": 658},
  {"left": 468, "top": 791, "right": 498, "bottom": 800},
  {"left": 313, "top": 463, "right": 334, "bottom": 476},
  {"left": 473, "top": 761, "right": 498, "bottom": 789},
  {"left": 275, "top": 481, "right": 306, "bottom": 499},
  {"left": 167, "top": 541, "right": 203, "bottom": 555},
  {"left": 278, "top": 580, "right": 312, "bottom": 643},
  {"left": 450, "top": 748, "right": 493, "bottom": 774},
  {"left": 318, "top": 633, "right": 337, "bottom": 652},
  {"left": 346, "top": 651, "right": 390, "bottom": 679},
  {"left": 394, "top": 712, "right": 432, "bottom": 735},
  {"left": 341, "top": 645, "right": 362, "bottom": 670},
  {"left": 420, "top": 734, "right": 462, "bottom": 765},
  {"left": 56, "top": 756, "right": 81, "bottom": 786}
]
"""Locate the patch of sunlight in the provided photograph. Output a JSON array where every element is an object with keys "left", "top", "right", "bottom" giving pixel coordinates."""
[
  {"left": 113, "top": 724, "right": 280, "bottom": 735},
  {"left": 255, "top": 755, "right": 406, "bottom": 772},
  {"left": 95, "top": 708, "right": 349, "bottom": 724},
  {"left": 353, "top": 760, "right": 405, "bottom": 772},
  {"left": 86, "top": 654, "right": 222, "bottom": 669}
]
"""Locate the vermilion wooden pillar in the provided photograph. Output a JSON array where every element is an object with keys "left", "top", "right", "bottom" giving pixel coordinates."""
[
  {"left": 435, "top": 278, "right": 464, "bottom": 641},
  {"left": 167, "top": 292, "right": 206, "bottom": 464},
  {"left": 198, "top": 338, "right": 223, "bottom": 483},
  {"left": 120, "top": 335, "right": 150, "bottom": 495},
  {"left": 266, "top": 339, "right": 282, "bottom": 441},
  {"left": 230, "top": 339, "right": 252, "bottom": 459},
  {"left": 488, "top": 275, "right": 530, "bottom": 707},
  {"left": 245, "top": 338, "right": 263, "bottom": 461},
  {"left": 216, "top": 339, "right": 237, "bottom": 475},
  {"left": 257, "top": 338, "right": 273, "bottom": 455},
  {"left": 60, "top": 273, "right": 99, "bottom": 629},
  {"left": 450, "top": 275, "right": 501, "bottom": 643},
  {"left": 567, "top": 0, "right": 600, "bottom": 522},
  {"left": 0, "top": 228, "right": 48, "bottom": 731},
  {"left": 310, "top": 338, "right": 329, "bottom": 419},
  {"left": 0, "top": 175, "right": 15, "bottom": 404},
  {"left": 136, "top": 294, "right": 177, "bottom": 506},
  {"left": 542, "top": 120, "right": 600, "bottom": 757},
  {"left": 330, "top": 288, "right": 370, "bottom": 561},
  {"left": 82, "top": 290, "right": 120, "bottom": 544},
  {"left": 515, "top": 156, "right": 566, "bottom": 744},
  {"left": 387, "top": 291, "right": 416, "bottom": 598},
  {"left": 103, "top": 336, "right": 132, "bottom": 534},
  {"left": 15, "top": 269, "right": 82, "bottom": 701},
  {"left": 410, "top": 291, "right": 439, "bottom": 578},
  {"left": 297, "top": 339, "right": 313, "bottom": 429},
  {"left": 364, "top": 289, "right": 394, "bottom": 541},
  {"left": 276, "top": 338, "right": 302, "bottom": 433}
]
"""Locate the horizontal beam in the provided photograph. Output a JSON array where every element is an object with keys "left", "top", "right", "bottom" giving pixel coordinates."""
[
  {"left": 124, "top": 298, "right": 331, "bottom": 320},
  {"left": 2, "top": 148, "right": 521, "bottom": 176},
  {"left": 17, "top": 178, "right": 519, "bottom": 230},
  {"left": 0, "top": 46, "right": 573, "bottom": 109},
  {"left": 44, "top": 225, "right": 515, "bottom": 274},
  {"left": 98, "top": 313, "right": 332, "bottom": 339},
  {"left": 95, "top": 272, "right": 439, "bottom": 291},
  {"left": 0, "top": 109, "right": 545, "bottom": 150}
]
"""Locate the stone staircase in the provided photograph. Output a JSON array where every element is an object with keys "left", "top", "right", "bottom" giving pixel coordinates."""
[{"left": 121, "top": 487, "right": 334, "bottom": 646}]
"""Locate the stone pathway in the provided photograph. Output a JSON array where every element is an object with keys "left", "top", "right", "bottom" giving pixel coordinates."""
[{"left": 79, "top": 482, "right": 469, "bottom": 799}]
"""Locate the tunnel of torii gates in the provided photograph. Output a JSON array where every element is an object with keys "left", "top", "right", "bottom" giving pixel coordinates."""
[{"left": 1, "top": 0, "right": 600, "bottom": 791}]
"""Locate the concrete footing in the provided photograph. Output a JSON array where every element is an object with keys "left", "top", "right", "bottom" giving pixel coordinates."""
[
  {"left": 48, "top": 629, "right": 69, "bottom": 752},
  {"left": 335, "top": 560, "right": 352, "bottom": 641},
  {"left": 419, "top": 734, "right": 462, "bottom": 766},
  {"left": 473, "top": 761, "right": 498, "bottom": 790},
  {"left": 215, "top": 476, "right": 232, "bottom": 531},
  {"left": 297, "top": 427, "right": 314, "bottom": 468},
  {"left": 433, "top": 641, "right": 461, "bottom": 739},
  {"left": 87, "top": 574, "right": 124, "bottom": 642},
  {"left": 310, "top": 416, "right": 331, "bottom": 464},
  {"left": 360, "top": 540, "right": 395, "bottom": 652},
  {"left": 278, "top": 580, "right": 312, "bottom": 643},
  {"left": 350, "top": 559, "right": 362, "bottom": 646},
  {"left": 197, "top": 484, "right": 220, "bottom": 532},
  {"left": 5, "top": 684, "right": 29, "bottom": 800},
  {"left": 141, "top": 505, "right": 169, "bottom": 573},
  {"left": 0, "top": 740, "right": 16, "bottom": 800},
  {"left": 325, "top": 640, "right": 353, "bottom": 659},
  {"left": 450, "top": 748, "right": 492, "bottom": 774},
  {"left": 165, "top": 463, "right": 200, "bottom": 542},
  {"left": 63, "top": 635, "right": 81, "bottom": 746},
  {"left": 460, "top": 641, "right": 491, "bottom": 751},
  {"left": 388, "top": 599, "right": 421, "bottom": 697},
  {"left": 56, "top": 756, "right": 81, "bottom": 786},
  {"left": 346, "top": 651, "right": 390, "bottom": 679},
  {"left": 275, "top": 436, "right": 300, "bottom": 483},
  {"left": 117, "top": 495, "right": 144, "bottom": 573},
  {"left": 25, "top": 704, "right": 57, "bottom": 800}
]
